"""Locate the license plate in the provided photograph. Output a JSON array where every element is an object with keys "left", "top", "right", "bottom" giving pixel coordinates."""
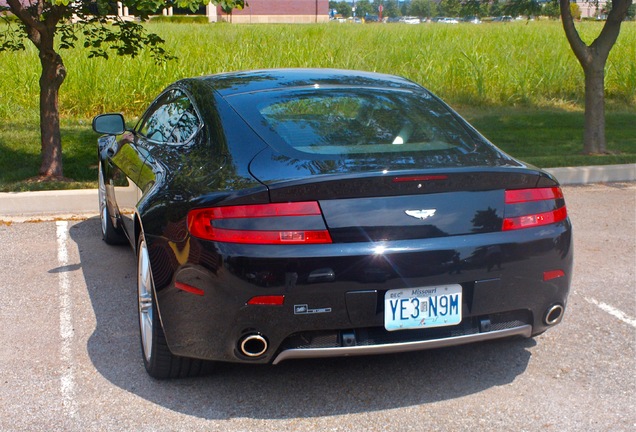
[{"left": 384, "top": 284, "right": 462, "bottom": 331}]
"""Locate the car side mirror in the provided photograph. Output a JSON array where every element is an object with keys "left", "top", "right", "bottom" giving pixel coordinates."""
[{"left": 93, "top": 113, "right": 126, "bottom": 135}]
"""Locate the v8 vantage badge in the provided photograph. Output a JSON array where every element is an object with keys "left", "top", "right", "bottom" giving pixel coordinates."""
[{"left": 294, "top": 304, "right": 332, "bottom": 315}]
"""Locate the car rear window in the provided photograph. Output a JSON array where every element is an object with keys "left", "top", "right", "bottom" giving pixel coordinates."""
[{"left": 227, "top": 88, "right": 487, "bottom": 158}]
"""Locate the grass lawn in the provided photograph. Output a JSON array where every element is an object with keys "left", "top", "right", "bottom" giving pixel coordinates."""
[
  {"left": 0, "top": 119, "right": 99, "bottom": 191},
  {"left": 464, "top": 108, "right": 636, "bottom": 168},
  {"left": 1, "top": 108, "right": 634, "bottom": 192},
  {"left": 0, "top": 21, "right": 634, "bottom": 191}
]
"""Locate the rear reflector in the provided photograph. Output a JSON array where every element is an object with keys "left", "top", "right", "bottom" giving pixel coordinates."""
[
  {"left": 188, "top": 202, "right": 332, "bottom": 245},
  {"left": 543, "top": 270, "right": 565, "bottom": 281},
  {"left": 502, "top": 187, "right": 568, "bottom": 231},
  {"left": 247, "top": 295, "right": 285, "bottom": 306}
]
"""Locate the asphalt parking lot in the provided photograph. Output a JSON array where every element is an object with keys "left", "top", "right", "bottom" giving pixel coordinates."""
[{"left": 0, "top": 182, "right": 634, "bottom": 431}]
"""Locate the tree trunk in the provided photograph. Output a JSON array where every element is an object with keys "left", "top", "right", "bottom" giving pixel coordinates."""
[
  {"left": 560, "top": 0, "right": 633, "bottom": 155},
  {"left": 583, "top": 61, "right": 606, "bottom": 154},
  {"left": 38, "top": 48, "right": 66, "bottom": 179},
  {"left": 6, "top": 0, "right": 68, "bottom": 180}
]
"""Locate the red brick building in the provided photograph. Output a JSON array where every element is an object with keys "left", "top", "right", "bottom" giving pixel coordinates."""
[
  {"left": 1, "top": 1, "right": 330, "bottom": 24},
  {"left": 217, "top": 0, "right": 329, "bottom": 23}
]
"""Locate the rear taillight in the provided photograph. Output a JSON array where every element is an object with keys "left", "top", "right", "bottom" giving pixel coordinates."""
[
  {"left": 187, "top": 202, "right": 332, "bottom": 244},
  {"left": 502, "top": 187, "right": 568, "bottom": 231}
]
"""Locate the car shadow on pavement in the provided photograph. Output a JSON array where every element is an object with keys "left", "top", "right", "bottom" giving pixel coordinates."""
[{"left": 70, "top": 218, "right": 535, "bottom": 420}]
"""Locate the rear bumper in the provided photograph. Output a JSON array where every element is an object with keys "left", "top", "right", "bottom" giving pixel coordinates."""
[
  {"left": 149, "top": 219, "right": 572, "bottom": 364},
  {"left": 273, "top": 324, "right": 532, "bottom": 364}
]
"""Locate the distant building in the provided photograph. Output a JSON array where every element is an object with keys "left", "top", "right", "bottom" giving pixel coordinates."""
[
  {"left": 0, "top": 0, "right": 27, "bottom": 8},
  {"left": 1, "top": 1, "right": 330, "bottom": 24},
  {"left": 158, "top": 0, "right": 329, "bottom": 24},
  {"left": 575, "top": 0, "right": 607, "bottom": 18},
  {"left": 217, "top": 0, "right": 329, "bottom": 23}
]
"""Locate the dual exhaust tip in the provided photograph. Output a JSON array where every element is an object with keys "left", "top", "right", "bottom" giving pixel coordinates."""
[
  {"left": 239, "top": 333, "right": 268, "bottom": 358},
  {"left": 544, "top": 304, "right": 565, "bottom": 326}
]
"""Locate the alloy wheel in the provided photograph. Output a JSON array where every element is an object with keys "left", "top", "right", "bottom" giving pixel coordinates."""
[{"left": 137, "top": 238, "right": 154, "bottom": 363}]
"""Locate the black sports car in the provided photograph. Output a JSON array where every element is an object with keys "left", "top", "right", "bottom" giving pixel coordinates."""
[{"left": 92, "top": 69, "right": 572, "bottom": 379}]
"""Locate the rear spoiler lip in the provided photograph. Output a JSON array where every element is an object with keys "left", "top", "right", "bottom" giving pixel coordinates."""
[
  {"left": 262, "top": 167, "right": 557, "bottom": 202},
  {"left": 262, "top": 166, "right": 556, "bottom": 187}
]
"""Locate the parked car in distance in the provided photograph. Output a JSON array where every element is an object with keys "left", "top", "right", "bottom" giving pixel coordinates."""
[
  {"left": 399, "top": 16, "right": 421, "bottom": 24},
  {"left": 462, "top": 15, "right": 482, "bottom": 24},
  {"left": 493, "top": 15, "right": 513, "bottom": 22},
  {"left": 437, "top": 17, "right": 459, "bottom": 24},
  {"left": 93, "top": 69, "right": 573, "bottom": 379}
]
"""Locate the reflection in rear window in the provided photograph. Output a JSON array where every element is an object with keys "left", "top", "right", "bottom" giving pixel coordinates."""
[{"left": 234, "top": 89, "right": 480, "bottom": 156}]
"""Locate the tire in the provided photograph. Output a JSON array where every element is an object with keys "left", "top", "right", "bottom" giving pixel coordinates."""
[
  {"left": 137, "top": 235, "right": 212, "bottom": 379},
  {"left": 98, "top": 162, "right": 126, "bottom": 245}
]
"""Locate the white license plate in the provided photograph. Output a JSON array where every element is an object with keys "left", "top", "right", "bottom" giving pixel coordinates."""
[{"left": 384, "top": 284, "right": 462, "bottom": 331}]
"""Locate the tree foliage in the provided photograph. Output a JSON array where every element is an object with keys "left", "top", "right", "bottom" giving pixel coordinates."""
[
  {"left": 380, "top": 0, "right": 401, "bottom": 18},
  {"left": 543, "top": 0, "right": 561, "bottom": 19},
  {"left": 353, "top": 0, "right": 375, "bottom": 18},
  {"left": 502, "top": 0, "right": 541, "bottom": 17},
  {"left": 438, "top": 0, "right": 462, "bottom": 17},
  {"left": 461, "top": 0, "right": 483, "bottom": 17},
  {"left": 329, "top": 1, "right": 352, "bottom": 18},
  {"left": 409, "top": 0, "right": 437, "bottom": 18},
  {"left": 0, "top": 0, "right": 245, "bottom": 180},
  {"left": 0, "top": 0, "right": 245, "bottom": 62}
]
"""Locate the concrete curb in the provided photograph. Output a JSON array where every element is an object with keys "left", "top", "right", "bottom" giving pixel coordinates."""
[
  {"left": 544, "top": 164, "right": 636, "bottom": 186},
  {"left": 0, "top": 164, "right": 634, "bottom": 221},
  {"left": 0, "top": 189, "right": 99, "bottom": 222}
]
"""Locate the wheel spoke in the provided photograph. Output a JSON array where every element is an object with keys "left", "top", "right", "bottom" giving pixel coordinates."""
[
  {"left": 137, "top": 240, "right": 154, "bottom": 363},
  {"left": 98, "top": 163, "right": 107, "bottom": 236}
]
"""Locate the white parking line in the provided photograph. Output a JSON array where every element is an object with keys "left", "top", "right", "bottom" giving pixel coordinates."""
[
  {"left": 56, "top": 221, "right": 78, "bottom": 420},
  {"left": 585, "top": 296, "right": 636, "bottom": 328}
]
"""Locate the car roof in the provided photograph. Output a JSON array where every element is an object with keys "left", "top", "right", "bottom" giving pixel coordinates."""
[{"left": 191, "top": 68, "right": 423, "bottom": 97}]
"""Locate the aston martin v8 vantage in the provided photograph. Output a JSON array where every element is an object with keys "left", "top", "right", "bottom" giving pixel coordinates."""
[{"left": 92, "top": 69, "right": 572, "bottom": 378}]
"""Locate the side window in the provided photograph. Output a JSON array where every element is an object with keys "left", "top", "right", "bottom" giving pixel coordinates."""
[{"left": 138, "top": 89, "right": 201, "bottom": 144}]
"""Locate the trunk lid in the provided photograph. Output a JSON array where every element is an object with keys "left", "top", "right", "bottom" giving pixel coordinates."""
[{"left": 249, "top": 151, "right": 556, "bottom": 242}]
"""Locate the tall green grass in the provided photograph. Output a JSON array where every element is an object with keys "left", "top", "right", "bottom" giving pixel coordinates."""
[
  {"left": 0, "top": 20, "right": 634, "bottom": 121},
  {"left": 0, "top": 20, "right": 634, "bottom": 190}
]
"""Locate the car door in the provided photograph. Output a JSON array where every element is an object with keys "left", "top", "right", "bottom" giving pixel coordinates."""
[{"left": 105, "top": 88, "right": 200, "bottom": 237}]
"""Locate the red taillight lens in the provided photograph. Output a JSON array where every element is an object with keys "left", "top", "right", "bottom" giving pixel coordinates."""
[
  {"left": 504, "top": 187, "right": 564, "bottom": 204},
  {"left": 502, "top": 187, "right": 568, "bottom": 231},
  {"left": 202, "top": 202, "right": 323, "bottom": 219},
  {"left": 188, "top": 202, "right": 332, "bottom": 244}
]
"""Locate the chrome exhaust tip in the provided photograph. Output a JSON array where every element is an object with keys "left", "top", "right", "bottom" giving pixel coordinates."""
[
  {"left": 544, "top": 304, "right": 564, "bottom": 326},
  {"left": 239, "top": 334, "right": 268, "bottom": 357}
]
